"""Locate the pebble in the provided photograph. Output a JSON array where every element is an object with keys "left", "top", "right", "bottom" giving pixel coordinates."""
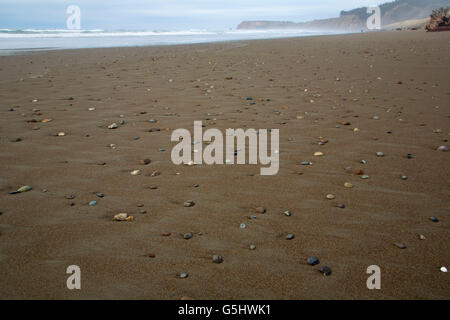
[
  {"left": 130, "top": 170, "right": 141, "bottom": 176},
  {"left": 17, "top": 185, "right": 32, "bottom": 193},
  {"left": 286, "top": 233, "right": 295, "bottom": 240},
  {"left": 361, "top": 175, "right": 370, "bottom": 179},
  {"left": 429, "top": 216, "right": 439, "bottom": 223},
  {"left": 113, "top": 213, "right": 133, "bottom": 222},
  {"left": 184, "top": 200, "right": 195, "bottom": 207},
  {"left": 193, "top": 184, "right": 199, "bottom": 188},
  {"left": 401, "top": 175, "right": 408, "bottom": 180},
  {"left": 212, "top": 255, "right": 223, "bottom": 264},
  {"left": 376, "top": 152, "right": 384, "bottom": 157},
  {"left": 139, "top": 210, "right": 147, "bottom": 214},
  {"left": 255, "top": 207, "right": 266, "bottom": 214},
  {"left": 326, "top": 194, "right": 335, "bottom": 200},
  {"left": 407, "top": 154, "right": 414, "bottom": 159},
  {"left": 140, "top": 158, "right": 151, "bottom": 165},
  {"left": 148, "top": 253, "right": 156, "bottom": 258},
  {"left": 183, "top": 232, "right": 193, "bottom": 240},
  {"left": 284, "top": 210, "right": 291, "bottom": 216},
  {"left": 418, "top": 234, "right": 426, "bottom": 240},
  {"left": 355, "top": 169, "right": 364, "bottom": 175},
  {"left": 96, "top": 193, "right": 104, "bottom": 198},
  {"left": 301, "top": 161, "right": 312, "bottom": 166},
  {"left": 240, "top": 223, "right": 247, "bottom": 229},
  {"left": 162, "top": 232, "right": 171, "bottom": 236},
  {"left": 441, "top": 267, "right": 448, "bottom": 273},
  {"left": 250, "top": 245, "right": 256, "bottom": 250},
  {"left": 337, "top": 204, "right": 345, "bottom": 209},
  {"left": 318, "top": 266, "right": 332, "bottom": 276},
  {"left": 108, "top": 123, "right": 118, "bottom": 129},
  {"left": 394, "top": 242, "right": 407, "bottom": 249},
  {"left": 437, "top": 145, "right": 448, "bottom": 152},
  {"left": 314, "top": 152, "right": 324, "bottom": 157},
  {"left": 179, "top": 273, "right": 189, "bottom": 279},
  {"left": 57, "top": 132, "right": 65, "bottom": 137},
  {"left": 344, "top": 182, "right": 353, "bottom": 188},
  {"left": 307, "top": 256, "right": 320, "bottom": 266},
  {"left": 89, "top": 201, "right": 97, "bottom": 206}
]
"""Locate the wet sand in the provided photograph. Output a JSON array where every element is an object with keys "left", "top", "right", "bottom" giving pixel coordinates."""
[{"left": 0, "top": 31, "right": 449, "bottom": 299}]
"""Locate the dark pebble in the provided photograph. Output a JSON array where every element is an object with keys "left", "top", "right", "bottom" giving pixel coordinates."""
[
  {"left": 318, "top": 266, "right": 332, "bottom": 276},
  {"left": 286, "top": 234, "right": 295, "bottom": 240},
  {"left": 429, "top": 216, "right": 439, "bottom": 223},
  {"left": 307, "top": 256, "right": 320, "bottom": 266}
]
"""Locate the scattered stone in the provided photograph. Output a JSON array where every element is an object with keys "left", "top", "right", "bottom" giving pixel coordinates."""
[
  {"left": 131, "top": 170, "right": 141, "bottom": 176},
  {"left": 355, "top": 169, "right": 364, "bottom": 175},
  {"left": 307, "top": 256, "right": 320, "bottom": 266},
  {"left": 57, "top": 132, "right": 65, "bottom": 137},
  {"left": 140, "top": 158, "right": 151, "bottom": 165},
  {"left": 240, "top": 223, "right": 247, "bottom": 229},
  {"left": 96, "top": 193, "right": 104, "bottom": 198},
  {"left": 179, "top": 273, "right": 189, "bottom": 279},
  {"left": 437, "top": 145, "right": 448, "bottom": 152},
  {"left": 139, "top": 210, "right": 147, "bottom": 214},
  {"left": 441, "top": 267, "right": 448, "bottom": 273},
  {"left": 148, "top": 253, "right": 156, "bottom": 258},
  {"left": 314, "top": 152, "right": 324, "bottom": 157},
  {"left": 318, "top": 266, "right": 332, "bottom": 276},
  {"left": 183, "top": 232, "right": 193, "bottom": 240},
  {"left": 113, "top": 213, "right": 133, "bottom": 221},
  {"left": 17, "top": 185, "right": 32, "bottom": 193},
  {"left": 429, "top": 216, "right": 439, "bottom": 223},
  {"left": 255, "top": 207, "right": 266, "bottom": 214},
  {"left": 193, "top": 184, "right": 199, "bottom": 188},
  {"left": 376, "top": 152, "right": 384, "bottom": 157},
  {"left": 394, "top": 242, "right": 407, "bottom": 249},
  {"left": 286, "top": 233, "right": 295, "bottom": 240},
  {"left": 184, "top": 200, "right": 195, "bottom": 207},
  {"left": 212, "top": 255, "right": 223, "bottom": 264},
  {"left": 326, "top": 194, "right": 335, "bottom": 200},
  {"left": 284, "top": 210, "right": 291, "bottom": 216},
  {"left": 108, "top": 123, "right": 118, "bottom": 129},
  {"left": 407, "top": 154, "right": 414, "bottom": 159},
  {"left": 250, "top": 245, "right": 256, "bottom": 250},
  {"left": 162, "top": 232, "right": 171, "bottom": 236},
  {"left": 96, "top": 161, "right": 106, "bottom": 166},
  {"left": 337, "top": 204, "right": 345, "bottom": 209},
  {"left": 418, "top": 234, "right": 426, "bottom": 240},
  {"left": 301, "top": 161, "right": 312, "bottom": 166},
  {"left": 401, "top": 175, "right": 408, "bottom": 180},
  {"left": 361, "top": 175, "right": 370, "bottom": 179},
  {"left": 89, "top": 201, "right": 97, "bottom": 206}
]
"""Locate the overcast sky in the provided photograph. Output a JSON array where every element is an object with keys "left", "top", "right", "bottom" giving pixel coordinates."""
[{"left": 0, "top": 0, "right": 386, "bottom": 30}]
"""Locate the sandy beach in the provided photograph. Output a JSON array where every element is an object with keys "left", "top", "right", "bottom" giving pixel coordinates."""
[{"left": 0, "top": 30, "right": 449, "bottom": 299}]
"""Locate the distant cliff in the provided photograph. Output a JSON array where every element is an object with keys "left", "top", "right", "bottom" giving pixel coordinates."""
[{"left": 237, "top": 0, "right": 450, "bottom": 30}]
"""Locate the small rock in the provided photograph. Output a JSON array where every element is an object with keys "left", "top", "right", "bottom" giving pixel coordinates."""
[
  {"left": 337, "top": 204, "right": 345, "bottom": 209},
  {"left": 240, "top": 223, "right": 247, "bottom": 229},
  {"left": 418, "top": 234, "right": 426, "bottom": 240},
  {"left": 429, "top": 216, "right": 439, "bottom": 223},
  {"left": 344, "top": 182, "right": 353, "bottom": 188},
  {"left": 96, "top": 193, "right": 104, "bottom": 198},
  {"left": 441, "top": 267, "right": 448, "bottom": 273},
  {"left": 401, "top": 175, "right": 408, "bottom": 180},
  {"left": 326, "top": 194, "right": 335, "bottom": 200},
  {"left": 184, "top": 200, "right": 195, "bottom": 207},
  {"left": 394, "top": 242, "right": 407, "bottom": 249},
  {"left": 179, "top": 273, "right": 189, "bottom": 279},
  {"left": 284, "top": 210, "right": 291, "bottom": 216},
  {"left": 89, "top": 201, "right": 97, "bottom": 206},
  {"left": 212, "top": 255, "right": 223, "bottom": 264},
  {"left": 255, "top": 207, "right": 266, "bottom": 214},
  {"left": 318, "top": 266, "right": 332, "bottom": 276},
  {"left": 286, "top": 233, "right": 295, "bottom": 240},
  {"left": 183, "top": 232, "right": 193, "bottom": 240},
  {"left": 113, "top": 213, "right": 129, "bottom": 221},
  {"left": 148, "top": 253, "right": 156, "bottom": 258},
  {"left": 140, "top": 158, "right": 151, "bottom": 165},
  {"left": 376, "top": 152, "right": 384, "bottom": 157},
  {"left": 139, "top": 210, "right": 147, "bottom": 214},
  {"left": 17, "top": 186, "right": 32, "bottom": 193},
  {"left": 361, "top": 175, "right": 370, "bottom": 179},
  {"left": 131, "top": 170, "right": 141, "bottom": 176},
  {"left": 437, "top": 145, "right": 448, "bottom": 152},
  {"left": 314, "top": 152, "right": 324, "bottom": 157},
  {"left": 307, "top": 256, "right": 320, "bottom": 266},
  {"left": 250, "top": 245, "right": 256, "bottom": 250},
  {"left": 108, "top": 123, "right": 118, "bottom": 129}
]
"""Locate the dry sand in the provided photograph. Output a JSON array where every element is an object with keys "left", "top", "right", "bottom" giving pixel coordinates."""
[{"left": 0, "top": 31, "right": 449, "bottom": 299}]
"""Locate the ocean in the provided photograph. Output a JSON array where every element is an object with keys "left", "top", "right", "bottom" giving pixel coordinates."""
[{"left": 0, "top": 29, "right": 345, "bottom": 54}]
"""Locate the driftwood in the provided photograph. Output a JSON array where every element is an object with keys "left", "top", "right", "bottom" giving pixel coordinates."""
[{"left": 426, "top": 7, "right": 450, "bottom": 32}]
